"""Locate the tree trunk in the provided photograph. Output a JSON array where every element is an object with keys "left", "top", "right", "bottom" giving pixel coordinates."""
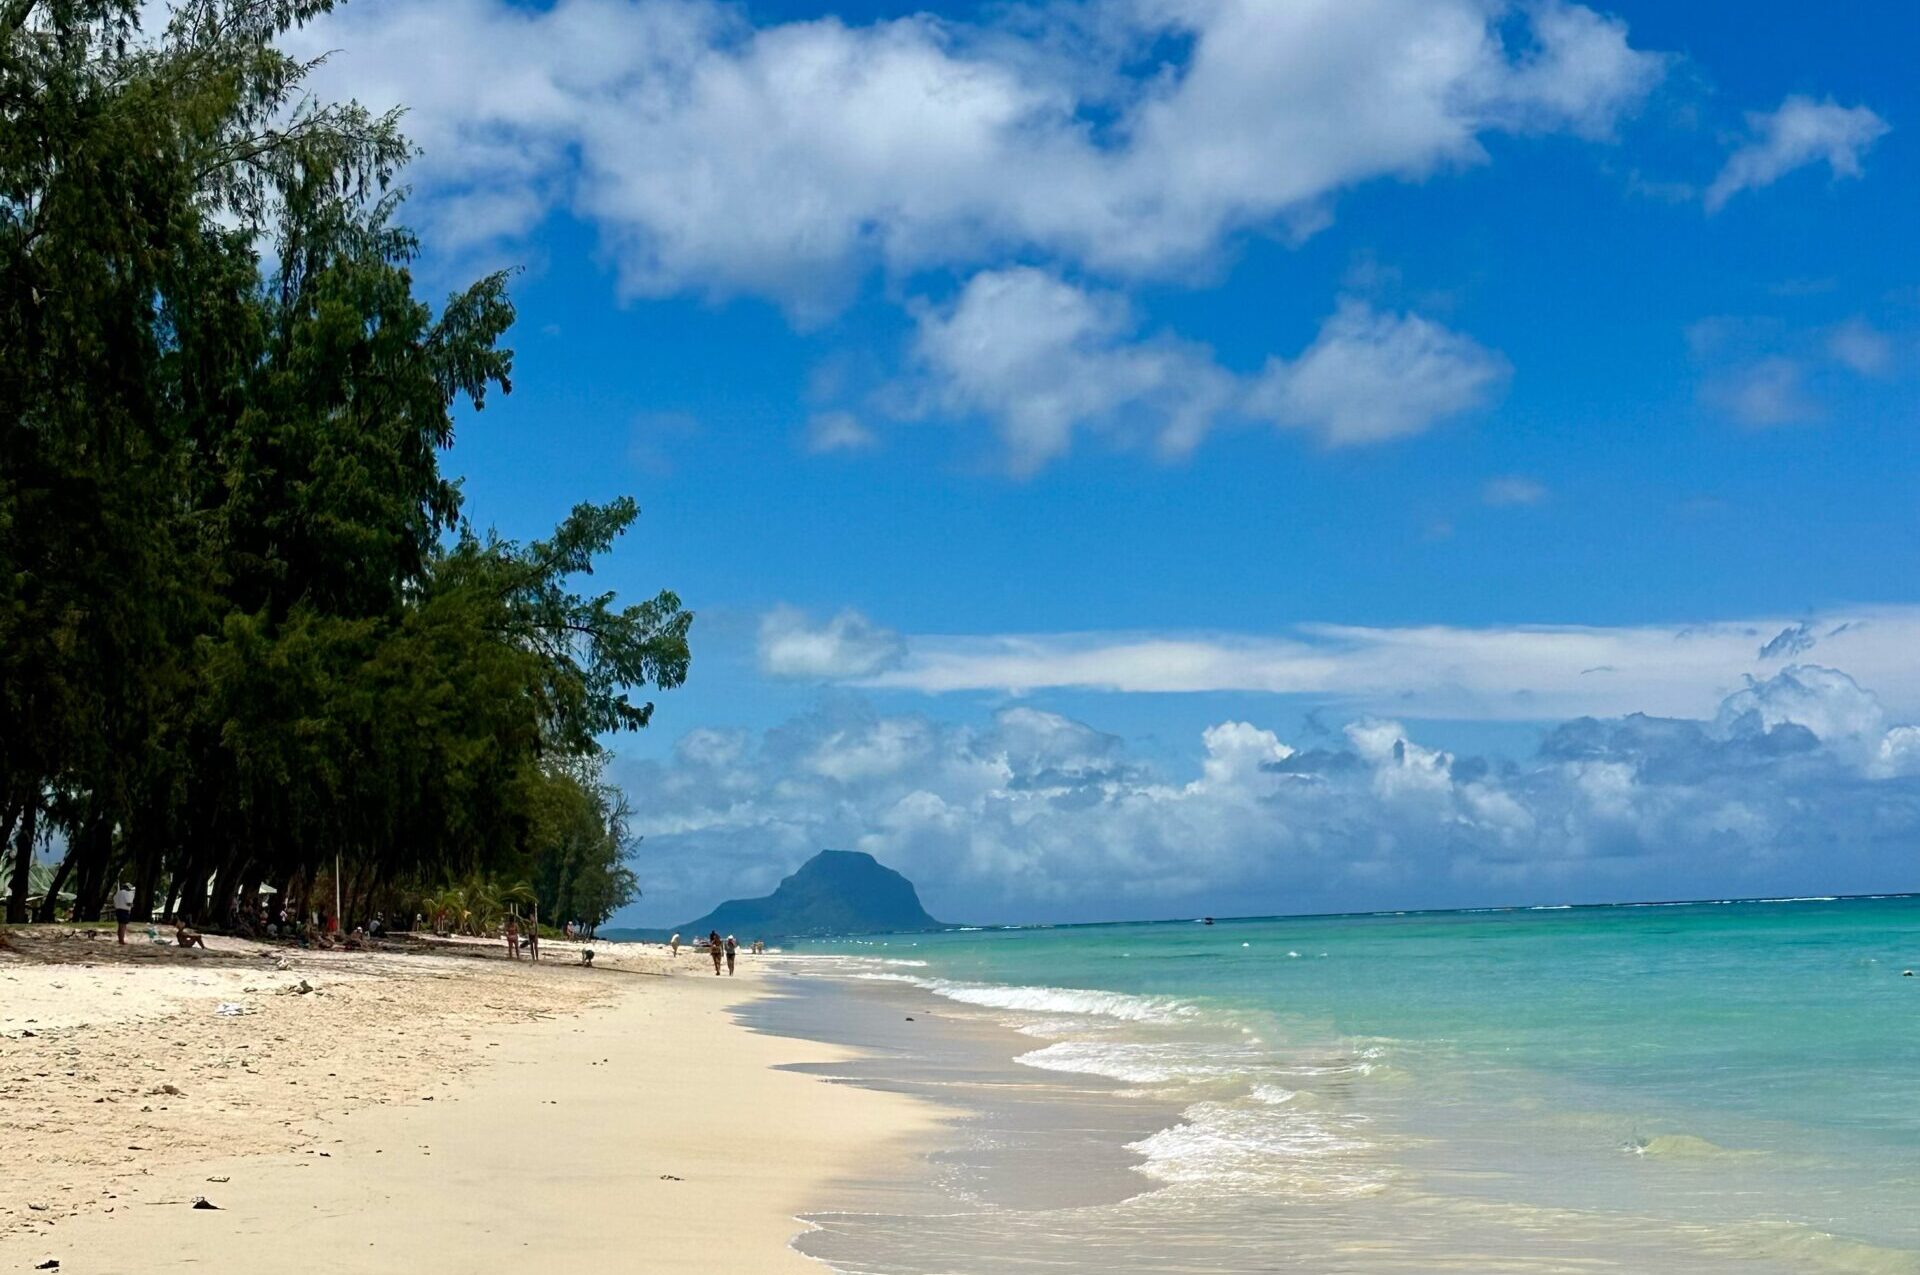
[
  {"left": 33, "top": 847, "right": 76, "bottom": 923},
  {"left": 5, "top": 796, "right": 40, "bottom": 923},
  {"left": 208, "top": 854, "right": 248, "bottom": 929},
  {"left": 0, "top": 795, "right": 21, "bottom": 881},
  {"left": 131, "top": 834, "right": 161, "bottom": 924},
  {"left": 66, "top": 808, "right": 113, "bottom": 922},
  {"left": 166, "top": 856, "right": 209, "bottom": 926}
]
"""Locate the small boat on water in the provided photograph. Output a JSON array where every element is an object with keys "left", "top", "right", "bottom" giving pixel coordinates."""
[{"left": 1202, "top": 916, "right": 1215, "bottom": 925}]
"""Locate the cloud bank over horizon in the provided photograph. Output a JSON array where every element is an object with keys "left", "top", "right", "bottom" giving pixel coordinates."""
[
  {"left": 758, "top": 605, "right": 1920, "bottom": 722},
  {"left": 615, "top": 662, "right": 1920, "bottom": 927}
]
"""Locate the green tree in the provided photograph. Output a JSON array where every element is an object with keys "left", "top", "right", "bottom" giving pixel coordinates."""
[{"left": 2, "top": 0, "right": 690, "bottom": 928}]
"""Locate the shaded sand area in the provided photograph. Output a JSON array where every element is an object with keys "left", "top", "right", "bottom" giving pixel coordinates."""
[{"left": 1, "top": 928, "right": 938, "bottom": 1272}]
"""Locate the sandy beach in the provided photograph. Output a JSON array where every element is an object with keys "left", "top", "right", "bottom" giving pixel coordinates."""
[{"left": 0, "top": 928, "right": 938, "bottom": 1273}]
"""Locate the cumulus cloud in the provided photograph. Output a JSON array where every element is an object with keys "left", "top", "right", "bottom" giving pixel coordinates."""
[
  {"left": 616, "top": 666, "right": 1920, "bottom": 924},
  {"left": 291, "top": 0, "right": 1664, "bottom": 311},
  {"left": 911, "top": 268, "right": 1234, "bottom": 473},
  {"left": 1757, "top": 623, "right": 1816, "bottom": 661},
  {"left": 1691, "top": 314, "right": 1909, "bottom": 427},
  {"left": 803, "top": 410, "right": 880, "bottom": 455},
  {"left": 1701, "top": 356, "right": 1821, "bottom": 427},
  {"left": 1826, "top": 319, "right": 1895, "bottom": 378},
  {"left": 909, "top": 275, "right": 1503, "bottom": 470},
  {"left": 855, "top": 608, "right": 1920, "bottom": 723},
  {"left": 1705, "top": 95, "right": 1890, "bottom": 213},
  {"left": 757, "top": 606, "right": 907, "bottom": 680},
  {"left": 1247, "top": 300, "right": 1511, "bottom": 447},
  {"left": 1483, "top": 475, "right": 1549, "bottom": 506}
]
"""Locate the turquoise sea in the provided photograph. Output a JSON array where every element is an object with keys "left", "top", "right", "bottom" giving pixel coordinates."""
[{"left": 776, "top": 895, "right": 1920, "bottom": 1273}]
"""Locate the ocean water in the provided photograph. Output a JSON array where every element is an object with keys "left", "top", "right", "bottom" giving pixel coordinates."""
[{"left": 774, "top": 895, "right": 1920, "bottom": 1274}]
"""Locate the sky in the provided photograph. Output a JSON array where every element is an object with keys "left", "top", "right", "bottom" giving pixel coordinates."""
[{"left": 286, "top": 0, "right": 1917, "bottom": 926}]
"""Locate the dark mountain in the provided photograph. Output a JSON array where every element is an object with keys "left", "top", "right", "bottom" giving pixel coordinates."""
[{"left": 665, "top": 850, "right": 944, "bottom": 940}]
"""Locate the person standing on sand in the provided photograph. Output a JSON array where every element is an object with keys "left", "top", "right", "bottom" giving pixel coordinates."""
[
  {"left": 112, "top": 882, "right": 135, "bottom": 945},
  {"left": 670, "top": 933, "right": 681, "bottom": 956},
  {"left": 725, "top": 934, "right": 737, "bottom": 975},
  {"left": 505, "top": 915, "right": 520, "bottom": 960},
  {"left": 709, "top": 930, "right": 723, "bottom": 975}
]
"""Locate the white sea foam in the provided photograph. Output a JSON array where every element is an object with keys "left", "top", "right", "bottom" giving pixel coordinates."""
[
  {"left": 1015, "top": 1039, "right": 1266, "bottom": 1085},
  {"left": 831, "top": 968, "right": 1198, "bottom": 1025},
  {"left": 1249, "top": 1084, "right": 1299, "bottom": 1105},
  {"left": 921, "top": 979, "right": 1197, "bottom": 1024},
  {"left": 1127, "top": 1098, "right": 1382, "bottom": 1195}
]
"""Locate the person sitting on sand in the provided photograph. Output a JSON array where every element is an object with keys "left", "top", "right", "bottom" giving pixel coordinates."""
[
  {"left": 709, "top": 930, "right": 723, "bottom": 975},
  {"left": 724, "top": 934, "right": 737, "bottom": 975},
  {"left": 173, "top": 920, "right": 207, "bottom": 949}
]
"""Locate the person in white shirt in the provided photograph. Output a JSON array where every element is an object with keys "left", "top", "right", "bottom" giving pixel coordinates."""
[{"left": 112, "top": 882, "right": 136, "bottom": 945}]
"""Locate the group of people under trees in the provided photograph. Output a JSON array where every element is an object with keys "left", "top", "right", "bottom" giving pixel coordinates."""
[
  {"left": 1, "top": 0, "right": 692, "bottom": 931},
  {"left": 111, "top": 878, "right": 394, "bottom": 951}
]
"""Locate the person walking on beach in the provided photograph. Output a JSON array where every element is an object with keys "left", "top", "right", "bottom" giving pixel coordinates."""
[
  {"left": 709, "top": 930, "right": 723, "bottom": 975},
  {"left": 725, "top": 934, "right": 737, "bottom": 975},
  {"left": 670, "top": 933, "right": 681, "bottom": 956}
]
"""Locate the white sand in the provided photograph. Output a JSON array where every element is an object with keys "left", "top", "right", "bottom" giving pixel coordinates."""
[{"left": 0, "top": 927, "right": 938, "bottom": 1272}]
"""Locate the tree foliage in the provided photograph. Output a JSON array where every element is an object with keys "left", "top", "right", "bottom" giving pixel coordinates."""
[{"left": 1, "top": 0, "right": 685, "bottom": 925}]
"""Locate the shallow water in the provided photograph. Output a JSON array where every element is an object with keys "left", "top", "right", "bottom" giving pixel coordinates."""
[{"left": 764, "top": 896, "right": 1920, "bottom": 1274}]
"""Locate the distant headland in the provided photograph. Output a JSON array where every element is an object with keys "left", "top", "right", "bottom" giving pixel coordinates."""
[{"left": 608, "top": 850, "right": 946, "bottom": 941}]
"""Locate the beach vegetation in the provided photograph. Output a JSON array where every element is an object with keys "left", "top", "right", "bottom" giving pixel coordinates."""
[{"left": 0, "top": 0, "right": 686, "bottom": 929}]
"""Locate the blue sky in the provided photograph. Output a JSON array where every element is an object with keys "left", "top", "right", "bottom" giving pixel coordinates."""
[{"left": 293, "top": 0, "right": 1917, "bottom": 925}]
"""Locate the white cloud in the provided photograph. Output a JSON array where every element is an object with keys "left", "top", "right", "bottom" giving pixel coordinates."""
[
  {"left": 852, "top": 608, "right": 1920, "bottom": 723},
  {"left": 1483, "top": 475, "right": 1549, "bottom": 507},
  {"left": 1826, "top": 319, "right": 1895, "bottom": 378},
  {"left": 909, "top": 275, "right": 1502, "bottom": 470},
  {"left": 1691, "top": 314, "right": 1908, "bottom": 427},
  {"left": 616, "top": 667, "right": 1920, "bottom": 924},
  {"left": 1705, "top": 95, "right": 1890, "bottom": 213},
  {"left": 757, "top": 606, "right": 907, "bottom": 680},
  {"left": 292, "top": 0, "right": 1664, "bottom": 311},
  {"left": 1716, "top": 664, "right": 1885, "bottom": 752},
  {"left": 910, "top": 268, "right": 1235, "bottom": 472},
  {"left": 1702, "top": 357, "right": 1820, "bottom": 427},
  {"left": 803, "top": 410, "right": 880, "bottom": 454},
  {"left": 1247, "top": 300, "right": 1510, "bottom": 446}
]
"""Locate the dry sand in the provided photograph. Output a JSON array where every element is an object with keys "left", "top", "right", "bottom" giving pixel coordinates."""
[{"left": 0, "top": 927, "right": 939, "bottom": 1272}]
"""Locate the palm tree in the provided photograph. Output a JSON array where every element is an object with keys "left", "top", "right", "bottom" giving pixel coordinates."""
[
  {"left": 498, "top": 881, "right": 536, "bottom": 917},
  {"left": 497, "top": 881, "right": 539, "bottom": 957},
  {"left": 424, "top": 887, "right": 465, "bottom": 936},
  {"left": 465, "top": 880, "right": 502, "bottom": 935}
]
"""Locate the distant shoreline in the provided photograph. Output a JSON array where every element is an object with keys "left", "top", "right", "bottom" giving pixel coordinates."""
[{"left": 618, "top": 887, "right": 1920, "bottom": 943}]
